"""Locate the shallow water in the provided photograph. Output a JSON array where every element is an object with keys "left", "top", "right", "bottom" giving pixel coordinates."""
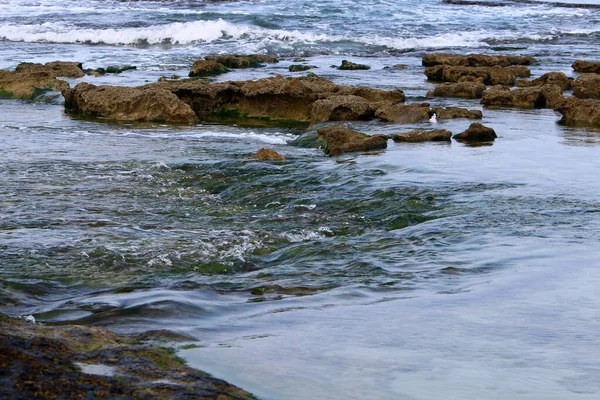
[{"left": 2, "top": 0, "right": 600, "bottom": 398}]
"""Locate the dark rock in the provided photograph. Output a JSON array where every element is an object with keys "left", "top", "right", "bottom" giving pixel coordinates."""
[
  {"left": 427, "top": 81, "right": 486, "bottom": 98},
  {"left": 63, "top": 82, "right": 198, "bottom": 123},
  {"left": 316, "top": 125, "right": 387, "bottom": 156},
  {"left": 0, "top": 69, "right": 69, "bottom": 99},
  {"left": 252, "top": 148, "right": 286, "bottom": 161},
  {"left": 393, "top": 129, "right": 452, "bottom": 142},
  {"left": 481, "top": 84, "right": 564, "bottom": 109},
  {"left": 453, "top": 122, "right": 497, "bottom": 142},
  {"left": 557, "top": 96, "right": 600, "bottom": 126},
  {"left": 433, "top": 106, "right": 482, "bottom": 120},
  {"left": 375, "top": 103, "right": 431, "bottom": 123},
  {"left": 425, "top": 65, "right": 531, "bottom": 86},
  {"left": 85, "top": 65, "right": 137, "bottom": 76},
  {"left": 189, "top": 59, "right": 229, "bottom": 77},
  {"left": 572, "top": 60, "right": 600, "bottom": 74},
  {"left": 516, "top": 72, "right": 572, "bottom": 90},
  {"left": 289, "top": 64, "right": 317, "bottom": 72},
  {"left": 572, "top": 74, "right": 600, "bottom": 99},
  {"left": 204, "top": 54, "right": 279, "bottom": 68},
  {"left": 422, "top": 53, "right": 536, "bottom": 67},
  {"left": 338, "top": 60, "right": 371, "bottom": 70}
]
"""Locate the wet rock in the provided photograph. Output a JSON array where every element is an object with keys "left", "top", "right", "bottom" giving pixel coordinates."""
[
  {"left": 289, "top": 64, "right": 317, "bottom": 72},
  {"left": 311, "top": 95, "right": 375, "bottom": 123},
  {"left": 375, "top": 103, "right": 431, "bottom": 123},
  {"left": 432, "top": 106, "right": 482, "bottom": 120},
  {"left": 0, "top": 313, "right": 256, "bottom": 400},
  {"left": 392, "top": 129, "right": 452, "bottom": 142},
  {"left": 422, "top": 53, "right": 536, "bottom": 67},
  {"left": 316, "top": 125, "right": 387, "bottom": 156},
  {"left": 572, "top": 74, "right": 600, "bottom": 99},
  {"left": 425, "top": 65, "right": 531, "bottom": 86},
  {"left": 252, "top": 148, "right": 286, "bottom": 161},
  {"left": 516, "top": 72, "right": 572, "bottom": 90},
  {"left": 338, "top": 60, "right": 371, "bottom": 70},
  {"left": 453, "top": 122, "right": 497, "bottom": 142},
  {"left": 572, "top": 60, "right": 600, "bottom": 74},
  {"left": 204, "top": 54, "right": 279, "bottom": 68},
  {"left": 427, "top": 81, "right": 486, "bottom": 98},
  {"left": 16, "top": 61, "right": 85, "bottom": 78},
  {"left": 85, "top": 65, "right": 136, "bottom": 76},
  {"left": 481, "top": 84, "right": 564, "bottom": 109},
  {"left": 0, "top": 69, "right": 69, "bottom": 99},
  {"left": 557, "top": 97, "right": 600, "bottom": 127},
  {"left": 63, "top": 82, "right": 198, "bottom": 123},
  {"left": 189, "top": 59, "right": 229, "bottom": 77}
]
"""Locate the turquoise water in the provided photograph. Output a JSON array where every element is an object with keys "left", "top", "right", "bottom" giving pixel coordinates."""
[{"left": 1, "top": 0, "right": 600, "bottom": 398}]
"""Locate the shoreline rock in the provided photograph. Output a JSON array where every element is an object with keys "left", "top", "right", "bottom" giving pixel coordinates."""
[
  {"left": 252, "top": 148, "right": 286, "bottom": 161},
  {"left": 204, "top": 54, "right": 279, "bottom": 69},
  {"left": 393, "top": 129, "right": 452, "bottom": 142},
  {"left": 0, "top": 69, "right": 69, "bottom": 100},
  {"left": 427, "top": 81, "right": 487, "bottom": 99},
  {"left": 425, "top": 65, "right": 531, "bottom": 86},
  {"left": 423, "top": 53, "right": 536, "bottom": 67},
  {"left": 481, "top": 84, "right": 565, "bottom": 109},
  {"left": 453, "top": 122, "right": 497, "bottom": 142},
  {"left": 572, "top": 74, "right": 600, "bottom": 99},
  {"left": 572, "top": 60, "right": 600, "bottom": 74},
  {"left": 189, "top": 59, "right": 229, "bottom": 77},
  {"left": 557, "top": 96, "right": 600, "bottom": 127},
  {"left": 317, "top": 125, "right": 387, "bottom": 156}
]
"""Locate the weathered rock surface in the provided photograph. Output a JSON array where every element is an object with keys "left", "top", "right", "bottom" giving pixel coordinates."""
[
  {"left": 433, "top": 106, "right": 483, "bottom": 120},
  {"left": 311, "top": 95, "right": 375, "bottom": 123},
  {"left": 15, "top": 61, "right": 85, "bottom": 78},
  {"left": 572, "top": 60, "right": 600, "bottom": 74},
  {"left": 0, "top": 313, "right": 256, "bottom": 400},
  {"left": 317, "top": 125, "right": 387, "bottom": 156},
  {"left": 289, "top": 64, "right": 317, "bottom": 72},
  {"left": 63, "top": 82, "right": 198, "bottom": 123},
  {"left": 189, "top": 59, "right": 229, "bottom": 77},
  {"left": 557, "top": 97, "right": 600, "bottom": 126},
  {"left": 427, "top": 81, "right": 487, "bottom": 98},
  {"left": 516, "top": 72, "right": 572, "bottom": 90},
  {"left": 422, "top": 53, "right": 536, "bottom": 67},
  {"left": 572, "top": 74, "right": 600, "bottom": 99},
  {"left": 375, "top": 103, "right": 432, "bottom": 123},
  {"left": 481, "top": 84, "right": 564, "bottom": 109},
  {"left": 425, "top": 65, "right": 531, "bottom": 86},
  {"left": 338, "top": 60, "right": 370, "bottom": 70},
  {"left": 0, "top": 69, "right": 69, "bottom": 99},
  {"left": 252, "top": 148, "right": 286, "bottom": 161},
  {"left": 392, "top": 129, "right": 452, "bottom": 142},
  {"left": 453, "top": 122, "right": 497, "bottom": 142},
  {"left": 204, "top": 54, "right": 278, "bottom": 68}
]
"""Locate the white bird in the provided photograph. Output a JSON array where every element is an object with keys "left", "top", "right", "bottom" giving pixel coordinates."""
[
  {"left": 24, "top": 315, "right": 36, "bottom": 324},
  {"left": 429, "top": 113, "right": 437, "bottom": 123}
]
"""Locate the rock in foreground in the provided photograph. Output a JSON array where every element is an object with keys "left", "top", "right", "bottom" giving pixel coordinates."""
[
  {"left": 572, "top": 74, "right": 600, "bottom": 99},
  {"left": 557, "top": 97, "right": 600, "bottom": 127},
  {"left": 317, "top": 125, "right": 387, "bottom": 156},
  {"left": 572, "top": 60, "right": 600, "bottom": 74},
  {"left": 453, "top": 123, "right": 497, "bottom": 142},
  {"left": 393, "top": 129, "right": 452, "bottom": 142}
]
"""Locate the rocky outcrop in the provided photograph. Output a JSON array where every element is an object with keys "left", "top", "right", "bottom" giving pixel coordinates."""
[
  {"left": 516, "top": 72, "right": 572, "bottom": 90},
  {"left": 63, "top": 82, "right": 198, "bottom": 123},
  {"left": 204, "top": 54, "right": 278, "bottom": 68},
  {"left": 392, "top": 129, "right": 452, "bottom": 142},
  {"left": 252, "top": 148, "right": 286, "bottom": 161},
  {"left": 422, "top": 53, "right": 536, "bottom": 67},
  {"left": 481, "top": 85, "right": 564, "bottom": 109},
  {"left": 425, "top": 65, "right": 531, "bottom": 86},
  {"left": 15, "top": 61, "right": 85, "bottom": 78},
  {"left": 572, "top": 74, "right": 600, "bottom": 99},
  {"left": 0, "top": 69, "right": 69, "bottom": 99},
  {"left": 189, "top": 59, "right": 229, "bottom": 77},
  {"left": 0, "top": 313, "right": 256, "bottom": 400},
  {"left": 289, "top": 64, "right": 317, "bottom": 72},
  {"left": 337, "top": 60, "right": 370, "bottom": 70},
  {"left": 427, "top": 81, "right": 487, "bottom": 98},
  {"left": 316, "top": 125, "right": 387, "bottom": 156},
  {"left": 453, "top": 123, "right": 497, "bottom": 142},
  {"left": 557, "top": 97, "right": 600, "bottom": 126},
  {"left": 433, "top": 107, "right": 482, "bottom": 120},
  {"left": 572, "top": 60, "right": 600, "bottom": 74},
  {"left": 311, "top": 95, "right": 376, "bottom": 123},
  {"left": 84, "top": 65, "right": 137, "bottom": 76},
  {"left": 375, "top": 103, "right": 432, "bottom": 123}
]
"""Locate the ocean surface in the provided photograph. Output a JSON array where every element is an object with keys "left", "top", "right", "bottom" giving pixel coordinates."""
[{"left": 2, "top": 0, "right": 600, "bottom": 398}]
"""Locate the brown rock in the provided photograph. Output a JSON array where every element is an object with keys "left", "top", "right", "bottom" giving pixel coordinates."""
[
  {"left": 189, "top": 59, "right": 229, "bottom": 77},
  {"left": 252, "top": 148, "right": 286, "bottom": 161},
  {"left": 338, "top": 60, "right": 370, "bottom": 70},
  {"left": 375, "top": 103, "right": 431, "bottom": 123},
  {"left": 427, "top": 81, "right": 486, "bottom": 98},
  {"left": 423, "top": 53, "right": 536, "bottom": 67},
  {"left": 572, "top": 60, "right": 600, "bottom": 74},
  {"left": 317, "top": 125, "right": 387, "bottom": 156},
  {"left": 393, "top": 129, "right": 452, "bottom": 142},
  {"left": 433, "top": 107, "right": 482, "bottom": 120},
  {"left": 63, "top": 82, "right": 198, "bottom": 123},
  {"left": 453, "top": 123, "right": 497, "bottom": 142},
  {"left": 572, "top": 74, "right": 600, "bottom": 99},
  {"left": 557, "top": 97, "right": 600, "bottom": 127},
  {"left": 311, "top": 95, "right": 375, "bottom": 123},
  {"left": 0, "top": 69, "right": 69, "bottom": 99},
  {"left": 204, "top": 54, "right": 278, "bottom": 68},
  {"left": 425, "top": 65, "right": 531, "bottom": 86},
  {"left": 516, "top": 72, "right": 572, "bottom": 90},
  {"left": 45, "top": 61, "right": 85, "bottom": 78},
  {"left": 481, "top": 84, "right": 564, "bottom": 109}
]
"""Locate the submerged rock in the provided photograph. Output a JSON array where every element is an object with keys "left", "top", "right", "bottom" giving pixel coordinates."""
[
  {"left": 316, "top": 125, "right": 387, "bottom": 156},
  {"left": 0, "top": 69, "right": 69, "bottom": 99},
  {"left": 481, "top": 85, "right": 564, "bottom": 109},
  {"left": 63, "top": 82, "right": 198, "bottom": 123},
  {"left": 422, "top": 53, "right": 536, "bottom": 67},
  {"left": 557, "top": 97, "right": 600, "bottom": 127},
  {"left": 572, "top": 60, "right": 600, "bottom": 74},
  {"left": 189, "top": 59, "right": 229, "bottom": 77},
  {"left": 425, "top": 65, "right": 531, "bottom": 86},
  {"left": 516, "top": 72, "right": 572, "bottom": 90},
  {"left": 289, "top": 64, "right": 317, "bottom": 72},
  {"left": 0, "top": 313, "right": 256, "bottom": 400},
  {"left": 392, "top": 129, "right": 452, "bottom": 142},
  {"left": 337, "top": 60, "right": 371, "bottom": 70},
  {"left": 204, "top": 54, "right": 279, "bottom": 68},
  {"left": 427, "top": 81, "right": 487, "bottom": 99},
  {"left": 453, "top": 122, "right": 497, "bottom": 142},
  {"left": 572, "top": 74, "right": 600, "bottom": 99},
  {"left": 252, "top": 148, "right": 286, "bottom": 161}
]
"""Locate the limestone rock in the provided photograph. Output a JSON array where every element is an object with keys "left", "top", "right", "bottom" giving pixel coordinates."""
[
  {"left": 433, "top": 107, "right": 482, "bottom": 120},
  {"left": 453, "top": 123, "right": 497, "bottom": 142},
  {"left": 204, "top": 54, "right": 278, "bottom": 68},
  {"left": 375, "top": 103, "right": 431, "bottom": 123},
  {"left": 317, "top": 125, "right": 387, "bottom": 156},
  {"left": 557, "top": 97, "right": 600, "bottom": 127},
  {"left": 516, "top": 72, "right": 572, "bottom": 90},
  {"left": 338, "top": 60, "right": 370, "bottom": 70},
  {"left": 422, "top": 53, "right": 536, "bottom": 67},
  {"left": 189, "top": 60, "right": 229, "bottom": 77},
  {"left": 289, "top": 64, "right": 317, "bottom": 72},
  {"left": 572, "top": 74, "right": 600, "bottom": 99},
  {"left": 427, "top": 81, "right": 486, "bottom": 98},
  {"left": 572, "top": 60, "right": 600, "bottom": 74},
  {"left": 481, "top": 85, "right": 564, "bottom": 109},
  {"left": 0, "top": 69, "right": 69, "bottom": 99},
  {"left": 311, "top": 95, "right": 375, "bottom": 123},
  {"left": 425, "top": 65, "right": 531, "bottom": 86},
  {"left": 252, "top": 148, "right": 286, "bottom": 161},
  {"left": 393, "top": 129, "right": 452, "bottom": 142}
]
